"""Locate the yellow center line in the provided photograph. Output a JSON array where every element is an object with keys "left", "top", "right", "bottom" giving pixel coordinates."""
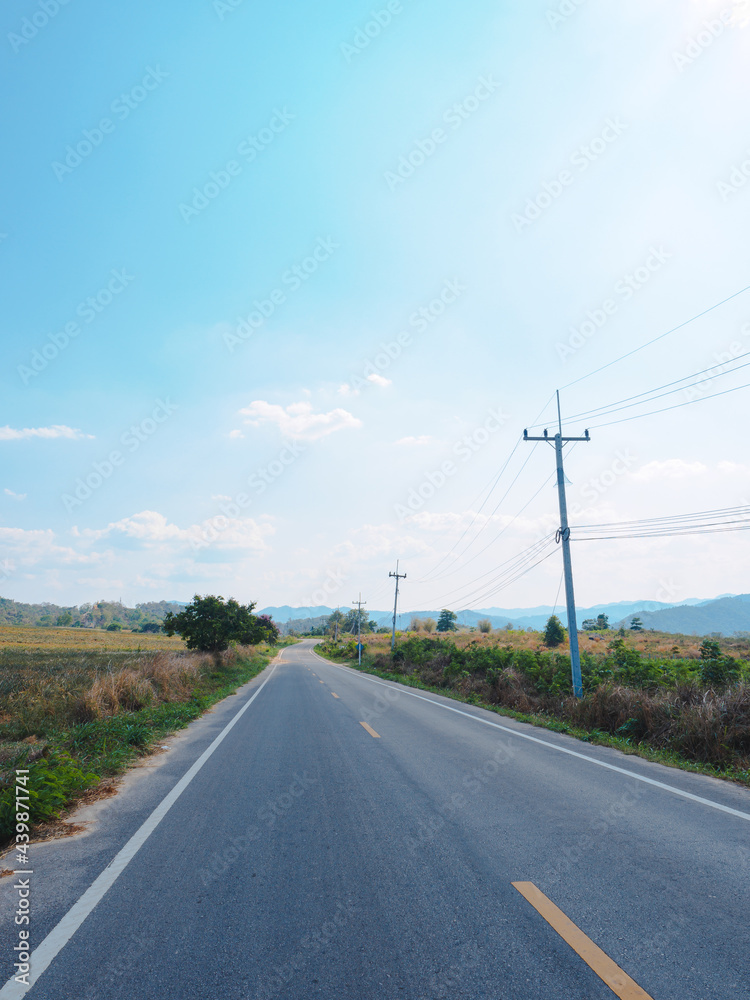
[
  {"left": 331, "top": 693, "right": 340, "bottom": 699},
  {"left": 359, "top": 721, "right": 381, "bottom": 738},
  {"left": 319, "top": 680, "right": 325, "bottom": 684},
  {"left": 512, "top": 883, "right": 653, "bottom": 1000}
]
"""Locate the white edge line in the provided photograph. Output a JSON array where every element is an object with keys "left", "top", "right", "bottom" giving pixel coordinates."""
[
  {"left": 0, "top": 660, "right": 279, "bottom": 999},
  {"left": 312, "top": 647, "right": 750, "bottom": 823}
]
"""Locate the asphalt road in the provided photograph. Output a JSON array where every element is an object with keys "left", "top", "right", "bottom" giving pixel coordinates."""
[{"left": 1, "top": 638, "right": 749, "bottom": 999}]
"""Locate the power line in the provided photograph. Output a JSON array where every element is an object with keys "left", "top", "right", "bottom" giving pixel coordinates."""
[
  {"left": 587, "top": 377, "right": 750, "bottom": 429},
  {"left": 530, "top": 351, "right": 750, "bottom": 428},
  {"left": 560, "top": 282, "right": 750, "bottom": 391},
  {"left": 419, "top": 393, "right": 558, "bottom": 583}
]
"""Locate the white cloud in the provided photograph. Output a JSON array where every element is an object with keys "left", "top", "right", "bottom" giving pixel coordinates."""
[
  {"left": 631, "top": 459, "right": 708, "bottom": 482},
  {"left": 395, "top": 435, "right": 433, "bottom": 447},
  {"left": 239, "top": 400, "right": 361, "bottom": 440},
  {"left": 0, "top": 425, "right": 94, "bottom": 441},
  {"left": 77, "top": 510, "right": 274, "bottom": 552},
  {"left": 4, "top": 488, "right": 27, "bottom": 501},
  {"left": 338, "top": 374, "right": 391, "bottom": 397},
  {"left": 228, "top": 429, "right": 245, "bottom": 439}
]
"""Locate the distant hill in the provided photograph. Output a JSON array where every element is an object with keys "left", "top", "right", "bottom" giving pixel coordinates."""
[
  {"left": 0, "top": 597, "right": 186, "bottom": 629},
  {"left": 261, "top": 596, "right": 717, "bottom": 633},
  {"left": 616, "top": 595, "right": 750, "bottom": 636}
]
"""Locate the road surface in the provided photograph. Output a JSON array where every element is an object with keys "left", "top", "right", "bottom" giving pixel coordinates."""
[{"left": 1, "top": 638, "right": 748, "bottom": 998}]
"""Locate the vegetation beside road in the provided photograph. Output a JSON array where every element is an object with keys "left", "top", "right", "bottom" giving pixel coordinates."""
[
  {"left": 0, "top": 626, "right": 292, "bottom": 845},
  {"left": 316, "top": 629, "right": 750, "bottom": 786}
]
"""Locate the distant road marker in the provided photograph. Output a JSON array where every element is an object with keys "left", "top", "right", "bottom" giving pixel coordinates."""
[
  {"left": 512, "top": 882, "right": 653, "bottom": 999},
  {"left": 359, "top": 721, "right": 381, "bottom": 738},
  {"left": 319, "top": 680, "right": 325, "bottom": 684},
  {"left": 331, "top": 692, "right": 340, "bottom": 699}
]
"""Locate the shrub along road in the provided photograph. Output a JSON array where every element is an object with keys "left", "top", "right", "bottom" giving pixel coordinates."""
[{"left": 1, "top": 639, "right": 748, "bottom": 998}]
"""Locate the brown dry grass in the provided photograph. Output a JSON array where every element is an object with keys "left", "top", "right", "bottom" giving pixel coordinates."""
[
  {"left": 0, "top": 625, "right": 185, "bottom": 651},
  {"left": 362, "top": 628, "right": 750, "bottom": 660}
]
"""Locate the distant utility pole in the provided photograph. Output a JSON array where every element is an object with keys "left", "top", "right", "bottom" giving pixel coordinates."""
[
  {"left": 389, "top": 561, "right": 407, "bottom": 651},
  {"left": 524, "top": 391, "right": 590, "bottom": 698},
  {"left": 334, "top": 606, "right": 339, "bottom": 641},
  {"left": 352, "top": 594, "right": 366, "bottom": 667}
]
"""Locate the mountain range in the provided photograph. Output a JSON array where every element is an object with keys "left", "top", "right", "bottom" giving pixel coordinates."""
[{"left": 260, "top": 594, "right": 750, "bottom": 637}]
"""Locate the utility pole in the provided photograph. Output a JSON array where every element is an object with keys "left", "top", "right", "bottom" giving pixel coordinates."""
[
  {"left": 389, "top": 561, "right": 407, "bottom": 651},
  {"left": 352, "top": 594, "right": 366, "bottom": 667},
  {"left": 524, "top": 391, "right": 590, "bottom": 697},
  {"left": 334, "top": 606, "right": 339, "bottom": 642}
]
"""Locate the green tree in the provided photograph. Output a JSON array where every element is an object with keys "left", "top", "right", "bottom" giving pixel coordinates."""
[
  {"left": 582, "top": 614, "right": 610, "bottom": 632},
  {"left": 163, "top": 595, "right": 276, "bottom": 652},
  {"left": 437, "top": 609, "right": 458, "bottom": 632},
  {"left": 326, "top": 609, "right": 345, "bottom": 637},
  {"left": 343, "top": 608, "right": 375, "bottom": 634},
  {"left": 56, "top": 611, "right": 73, "bottom": 627},
  {"left": 629, "top": 616, "right": 644, "bottom": 631},
  {"left": 477, "top": 618, "right": 492, "bottom": 634},
  {"left": 542, "top": 615, "right": 566, "bottom": 648},
  {"left": 423, "top": 617, "right": 436, "bottom": 633}
]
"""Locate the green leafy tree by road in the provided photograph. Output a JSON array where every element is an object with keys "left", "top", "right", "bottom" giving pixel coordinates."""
[
  {"left": 629, "top": 616, "right": 644, "bottom": 631},
  {"left": 437, "top": 609, "right": 458, "bottom": 632},
  {"left": 542, "top": 615, "right": 566, "bottom": 648},
  {"left": 163, "top": 595, "right": 278, "bottom": 652}
]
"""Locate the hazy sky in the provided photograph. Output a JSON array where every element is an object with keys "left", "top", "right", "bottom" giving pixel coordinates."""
[{"left": 2, "top": 0, "right": 750, "bottom": 618}]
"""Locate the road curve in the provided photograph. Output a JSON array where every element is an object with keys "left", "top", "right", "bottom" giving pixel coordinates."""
[{"left": 1, "top": 638, "right": 748, "bottom": 999}]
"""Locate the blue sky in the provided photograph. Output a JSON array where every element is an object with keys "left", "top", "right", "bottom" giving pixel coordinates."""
[{"left": 2, "top": 0, "right": 750, "bottom": 616}]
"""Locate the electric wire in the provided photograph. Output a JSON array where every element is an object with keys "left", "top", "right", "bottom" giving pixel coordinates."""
[{"left": 560, "top": 283, "right": 750, "bottom": 391}]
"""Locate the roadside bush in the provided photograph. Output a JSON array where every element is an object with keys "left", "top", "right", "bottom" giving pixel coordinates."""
[{"left": 0, "top": 751, "right": 99, "bottom": 840}]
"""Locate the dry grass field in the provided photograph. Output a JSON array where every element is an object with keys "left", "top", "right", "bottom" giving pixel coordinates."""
[
  {"left": 360, "top": 627, "right": 750, "bottom": 660},
  {"left": 0, "top": 625, "right": 185, "bottom": 652}
]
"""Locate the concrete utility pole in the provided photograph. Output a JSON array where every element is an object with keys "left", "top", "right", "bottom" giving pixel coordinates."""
[
  {"left": 524, "top": 391, "right": 590, "bottom": 698},
  {"left": 352, "top": 594, "right": 366, "bottom": 667},
  {"left": 389, "top": 561, "right": 407, "bottom": 651}
]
